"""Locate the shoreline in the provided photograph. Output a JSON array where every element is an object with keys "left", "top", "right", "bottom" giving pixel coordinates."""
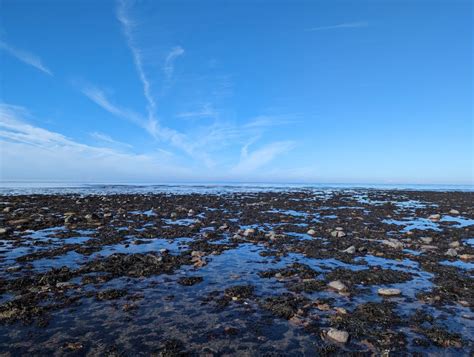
[{"left": 0, "top": 189, "right": 473, "bottom": 354}]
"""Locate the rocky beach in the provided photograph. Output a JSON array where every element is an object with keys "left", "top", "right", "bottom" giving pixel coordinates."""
[{"left": 0, "top": 187, "right": 472, "bottom": 355}]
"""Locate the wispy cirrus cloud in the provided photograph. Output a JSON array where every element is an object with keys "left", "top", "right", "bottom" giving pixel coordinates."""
[
  {"left": 0, "top": 103, "right": 190, "bottom": 181},
  {"left": 116, "top": 0, "right": 157, "bottom": 125},
  {"left": 307, "top": 21, "right": 368, "bottom": 32},
  {"left": 164, "top": 46, "right": 185, "bottom": 79},
  {"left": 0, "top": 41, "right": 52, "bottom": 75},
  {"left": 177, "top": 103, "right": 218, "bottom": 119},
  {"left": 90, "top": 131, "right": 133, "bottom": 149},
  {"left": 232, "top": 141, "right": 295, "bottom": 174}
]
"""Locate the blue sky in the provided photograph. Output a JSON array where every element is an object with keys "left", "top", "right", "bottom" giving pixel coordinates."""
[{"left": 0, "top": 0, "right": 472, "bottom": 184}]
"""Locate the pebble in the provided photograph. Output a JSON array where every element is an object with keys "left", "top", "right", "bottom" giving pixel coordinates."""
[
  {"left": 188, "top": 209, "right": 195, "bottom": 216},
  {"left": 449, "top": 209, "right": 460, "bottom": 215},
  {"left": 428, "top": 214, "right": 441, "bottom": 221},
  {"left": 331, "top": 230, "right": 346, "bottom": 238},
  {"left": 0, "top": 228, "right": 8, "bottom": 235},
  {"left": 449, "top": 241, "right": 460, "bottom": 248},
  {"left": 243, "top": 228, "right": 255, "bottom": 237},
  {"left": 307, "top": 229, "right": 316, "bottom": 236},
  {"left": 326, "top": 328, "right": 349, "bottom": 344},
  {"left": 342, "top": 246, "right": 356, "bottom": 254},
  {"left": 459, "top": 254, "right": 474, "bottom": 262},
  {"left": 446, "top": 248, "right": 458, "bottom": 257},
  {"left": 378, "top": 288, "right": 401, "bottom": 296},
  {"left": 328, "top": 280, "right": 347, "bottom": 292},
  {"left": 3, "top": 207, "right": 11, "bottom": 213},
  {"left": 382, "top": 239, "right": 403, "bottom": 249},
  {"left": 170, "top": 212, "right": 177, "bottom": 219},
  {"left": 420, "top": 237, "right": 433, "bottom": 244}
]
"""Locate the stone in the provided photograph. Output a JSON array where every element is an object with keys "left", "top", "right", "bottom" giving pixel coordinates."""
[
  {"left": 307, "top": 229, "right": 316, "bottom": 236},
  {"left": 420, "top": 237, "right": 433, "bottom": 244},
  {"left": 170, "top": 212, "right": 177, "bottom": 219},
  {"left": 218, "top": 224, "right": 229, "bottom": 230},
  {"left": 326, "top": 328, "right": 349, "bottom": 344},
  {"left": 0, "top": 228, "right": 8, "bottom": 235},
  {"left": 428, "top": 214, "right": 441, "bottom": 221},
  {"left": 3, "top": 207, "right": 11, "bottom": 213},
  {"left": 188, "top": 209, "right": 195, "bottom": 216},
  {"left": 378, "top": 288, "right": 401, "bottom": 296},
  {"left": 331, "top": 230, "right": 346, "bottom": 238},
  {"left": 243, "top": 228, "right": 255, "bottom": 237},
  {"left": 328, "top": 280, "right": 347, "bottom": 292},
  {"left": 449, "top": 209, "right": 460, "bottom": 215},
  {"left": 449, "top": 241, "right": 460, "bottom": 248},
  {"left": 446, "top": 248, "right": 458, "bottom": 257},
  {"left": 342, "top": 246, "right": 356, "bottom": 254},
  {"left": 382, "top": 239, "right": 403, "bottom": 249},
  {"left": 459, "top": 254, "right": 474, "bottom": 262},
  {"left": 335, "top": 307, "right": 347, "bottom": 314},
  {"left": 8, "top": 219, "right": 29, "bottom": 226}
]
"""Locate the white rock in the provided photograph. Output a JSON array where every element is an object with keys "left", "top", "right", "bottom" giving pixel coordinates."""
[
  {"left": 0, "top": 228, "right": 7, "bottom": 235},
  {"left": 328, "top": 280, "right": 347, "bottom": 292},
  {"left": 327, "top": 328, "right": 349, "bottom": 343},
  {"left": 446, "top": 248, "right": 458, "bottom": 257},
  {"left": 428, "top": 214, "right": 441, "bottom": 221},
  {"left": 243, "top": 228, "right": 255, "bottom": 237},
  {"left": 307, "top": 229, "right": 316, "bottom": 236},
  {"left": 378, "top": 288, "right": 401, "bottom": 296},
  {"left": 420, "top": 237, "right": 433, "bottom": 244},
  {"left": 449, "top": 241, "right": 460, "bottom": 248},
  {"left": 449, "top": 209, "right": 460, "bottom": 215},
  {"left": 342, "top": 246, "right": 356, "bottom": 254},
  {"left": 331, "top": 230, "right": 346, "bottom": 238},
  {"left": 382, "top": 239, "right": 403, "bottom": 249}
]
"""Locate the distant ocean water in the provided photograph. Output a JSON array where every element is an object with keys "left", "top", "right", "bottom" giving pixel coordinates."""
[{"left": 0, "top": 181, "right": 472, "bottom": 195}]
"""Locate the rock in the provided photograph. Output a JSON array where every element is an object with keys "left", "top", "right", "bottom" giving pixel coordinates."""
[
  {"left": 218, "top": 223, "right": 229, "bottom": 230},
  {"left": 446, "top": 248, "right": 458, "bottom": 257},
  {"left": 428, "top": 214, "right": 441, "bottom": 221},
  {"left": 243, "top": 228, "right": 255, "bottom": 237},
  {"left": 170, "top": 212, "right": 177, "bottom": 219},
  {"left": 188, "top": 209, "right": 195, "bottom": 216},
  {"left": 335, "top": 307, "right": 347, "bottom": 314},
  {"left": 328, "top": 280, "right": 347, "bottom": 292},
  {"left": 326, "top": 328, "right": 349, "bottom": 344},
  {"left": 421, "top": 245, "right": 438, "bottom": 251},
  {"left": 0, "top": 228, "right": 9, "bottom": 235},
  {"left": 378, "top": 288, "right": 401, "bottom": 296},
  {"left": 6, "top": 265, "right": 21, "bottom": 272},
  {"left": 8, "top": 219, "right": 29, "bottom": 226},
  {"left": 232, "top": 234, "right": 242, "bottom": 239},
  {"left": 449, "top": 209, "right": 460, "bottom": 215},
  {"left": 103, "top": 212, "right": 113, "bottom": 218},
  {"left": 449, "top": 241, "right": 460, "bottom": 248},
  {"left": 342, "top": 246, "right": 356, "bottom": 254},
  {"left": 3, "top": 207, "right": 11, "bottom": 213},
  {"left": 459, "top": 254, "right": 474, "bottom": 262},
  {"left": 382, "top": 239, "right": 403, "bottom": 249},
  {"left": 331, "top": 230, "right": 346, "bottom": 238},
  {"left": 307, "top": 229, "right": 316, "bottom": 236},
  {"left": 420, "top": 237, "right": 433, "bottom": 244}
]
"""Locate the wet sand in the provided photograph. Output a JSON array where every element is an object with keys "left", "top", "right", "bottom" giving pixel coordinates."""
[{"left": 0, "top": 189, "right": 473, "bottom": 355}]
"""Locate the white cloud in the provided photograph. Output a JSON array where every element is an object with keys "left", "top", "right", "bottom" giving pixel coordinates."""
[
  {"left": 307, "top": 21, "right": 368, "bottom": 31},
  {"left": 116, "top": 0, "right": 157, "bottom": 124},
  {"left": 0, "top": 104, "right": 190, "bottom": 182},
  {"left": 164, "top": 46, "right": 185, "bottom": 79},
  {"left": 89, "top": 131, "right": 133, "bottom": 148},
  {"left": 177, "top": 103, "right": 218, "bottom": 119},
  {"left": 0, "top": 41, "right": 52, "bottom": 75},
  {"left": 231, "top": 141, "right": 295, "bottom": 175}
]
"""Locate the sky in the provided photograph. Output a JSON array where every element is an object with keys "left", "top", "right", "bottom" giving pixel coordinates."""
[{"left": 0, "top": 0, "right": 472, "bottom": 185}]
